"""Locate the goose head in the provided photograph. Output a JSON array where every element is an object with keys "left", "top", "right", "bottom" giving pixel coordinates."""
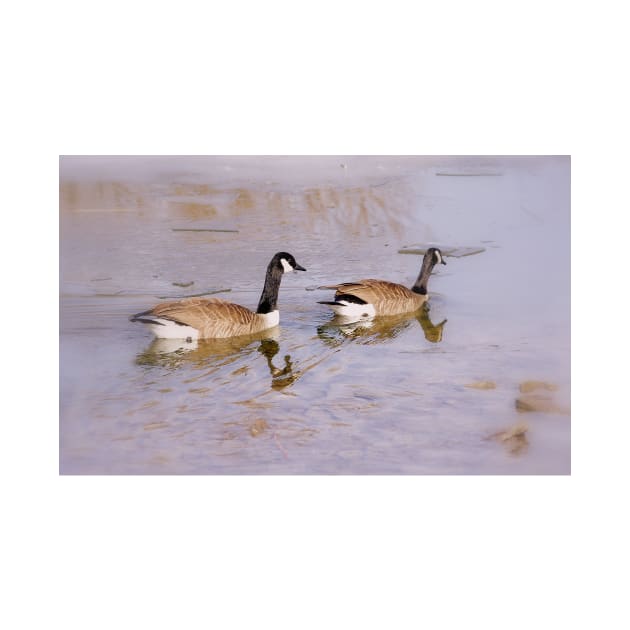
[
  {"left": 273, "top": 252, "right": 307, "bottom": 273},
  {"left": 426, "top": 247, "right": 446, "bottom": 266}
]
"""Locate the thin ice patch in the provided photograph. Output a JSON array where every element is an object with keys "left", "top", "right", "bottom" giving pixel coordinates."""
[{"left": 398, "top": 244, "right": 486, "bottom": 258}]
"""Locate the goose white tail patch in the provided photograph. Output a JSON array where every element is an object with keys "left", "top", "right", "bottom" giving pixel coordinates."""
[
  {"left": 142, "top": 317, "right": 200, "bottom": 340},
  {"left": 324, "top": 301, "right": 376, "bottom": 320}
]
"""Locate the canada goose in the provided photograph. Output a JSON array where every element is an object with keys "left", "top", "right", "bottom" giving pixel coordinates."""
[
  {"left": 318, "top": 247, "right": 445, "bottom": 319},
  {"left": 131, "top": 252, "right": 306, "bottom": 339}
]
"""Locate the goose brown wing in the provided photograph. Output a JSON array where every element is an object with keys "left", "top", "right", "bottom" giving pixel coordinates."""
[
  {"left": 324, "top": 279, "right": 415, "bottom": 304},
  {"left": 147, "top": 297, "right": 257, "bottom": 328}
]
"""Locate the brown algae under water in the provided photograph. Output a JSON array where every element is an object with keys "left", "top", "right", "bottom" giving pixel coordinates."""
[{"left": 59, "top": 156, "right": 570, "bottom": 474}]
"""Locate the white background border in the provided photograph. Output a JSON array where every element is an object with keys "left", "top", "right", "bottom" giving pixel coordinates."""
[{"left": 4, "top": 1, "right": 628, "bottom": 628}]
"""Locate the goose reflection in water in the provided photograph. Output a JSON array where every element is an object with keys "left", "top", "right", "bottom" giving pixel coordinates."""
[
  {"left": 317, "top": 304, "right": 447, "bottom": 346},
  {"left": 134, "top": 327, "right": 298, "bottom": 389},
  {"left": 257, "top": 338, "right": 299, "bottom": 389}
]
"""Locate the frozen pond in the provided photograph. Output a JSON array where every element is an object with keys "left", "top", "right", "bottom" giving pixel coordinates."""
[{"left": 60, "top": 156, "right": 570, "bottom": 474}]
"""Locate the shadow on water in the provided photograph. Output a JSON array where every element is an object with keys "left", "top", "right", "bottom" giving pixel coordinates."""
[
  {"left": 134, "top": 327, "right": 300, "bottom": 390},
  {"left": 316, "top": 304, "right": 447, "bottom": 347}
]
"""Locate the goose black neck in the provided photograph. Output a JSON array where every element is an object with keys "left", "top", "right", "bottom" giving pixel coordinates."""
[
  {"left": 256, "top": 262, "right": 284, "bottom": 314},
  {"left": 411, "top": 254, "right": 437, "bottom": 295}
]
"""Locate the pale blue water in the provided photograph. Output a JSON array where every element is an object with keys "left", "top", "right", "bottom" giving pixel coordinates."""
[{"left": 60, "top": 156, "right": 570, "bottom": 474}]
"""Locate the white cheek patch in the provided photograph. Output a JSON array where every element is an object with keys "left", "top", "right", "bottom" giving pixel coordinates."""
[
  {"left": 280, "top": 258, "right": 293, "bottom": 273},
  {"left": 435, "top": 250, "right": 442, "bottom": 264}
]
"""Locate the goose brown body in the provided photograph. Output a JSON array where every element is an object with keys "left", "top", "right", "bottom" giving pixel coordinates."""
[
  {"left": 137, "top": 297, "right": 279, "bottom": 339},
  {"left": 318, "top": 247, "right": 445, "bottom": 319},
  {"left": 320, "top": 280, "right": 427, "bottom": 317},
  {"left": 131, "top": 252, "right": 306, "bottom": 339}
]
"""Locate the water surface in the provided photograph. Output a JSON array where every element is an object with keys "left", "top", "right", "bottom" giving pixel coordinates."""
[{"left": 60, "top": 156, "right": 570, "bottom": 474}]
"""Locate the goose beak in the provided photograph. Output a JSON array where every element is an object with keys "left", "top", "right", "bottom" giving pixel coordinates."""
[
  {"left": 294, "top": 263, "right": 307, "bottom": 272},
  {"left": 441, "top": 259, "right": 447, "bottom": 265}
]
